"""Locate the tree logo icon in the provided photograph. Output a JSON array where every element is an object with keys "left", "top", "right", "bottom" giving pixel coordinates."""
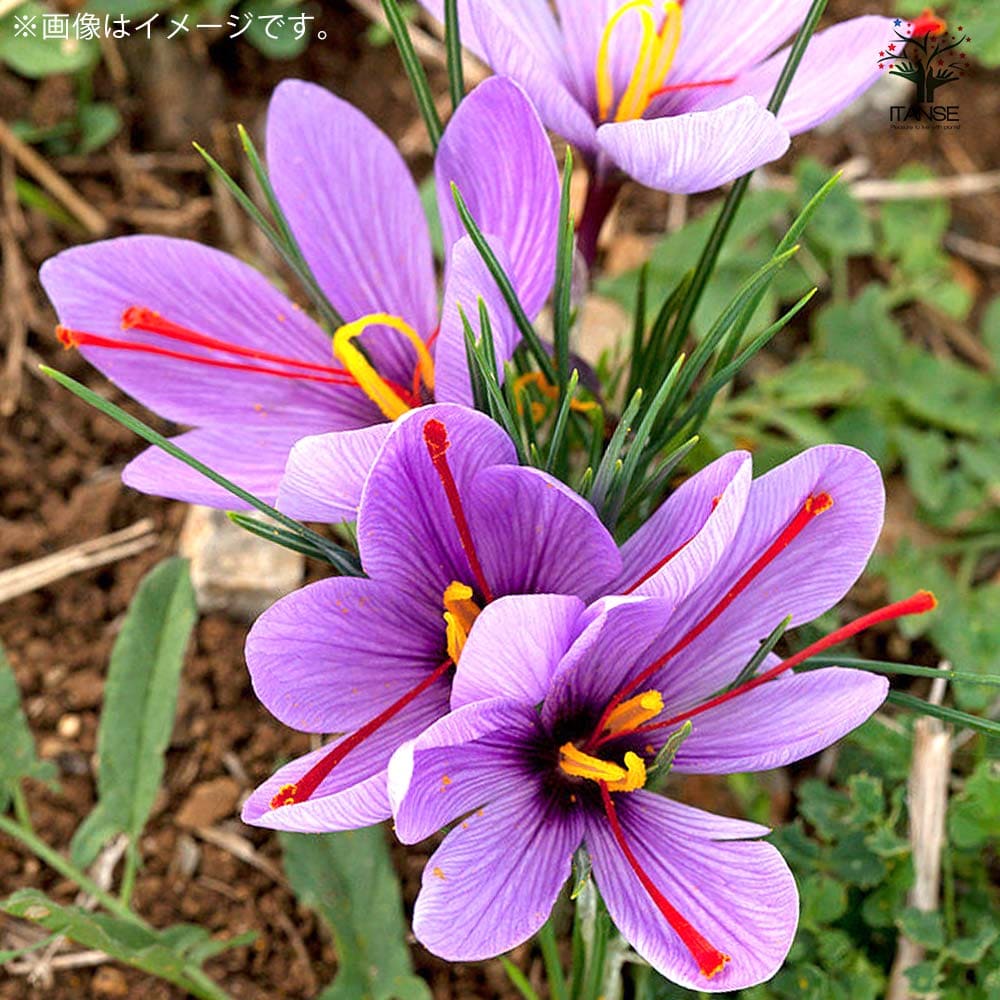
[{"left": 878, "top": 9, "right": 971, "bottom": 105}]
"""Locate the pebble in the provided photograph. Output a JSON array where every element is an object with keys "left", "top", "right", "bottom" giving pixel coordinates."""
[
  {"left": 175, "top": 776, "right": 241, "bottom": 829},
  {"left": 178, "top": 506, "right": 305, "bottom": 622}
]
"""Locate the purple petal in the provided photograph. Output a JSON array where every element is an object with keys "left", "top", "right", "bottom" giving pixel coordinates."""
[
  {"left": 667, "top": 0, "right": 811, "bottom": 91},
  {"left": 267, "top": 80, "right": 436, "bottom": 380},
  {"left": 587, "top": 792, "right": 797, "bottom": 992},
  {"left": 419, "top": 0, "right": 564, "bottom": 62},
  {"left": 434, "top": 236, "right": 521, "bottom": 407},
  {"left": 389, "top": 697, "right": 539, "bottom": 843},
  {"left": 436, "top": 77, "right": 560, "bottom": 315},
  {"left": 357, "top": 404, "right": 517, "bottom": 607},
  {"left": 611, "top": 452, "right": 752, "bottom": 602},
  {"left": 692, "top": 17, "right": 895, "bottom": 135},
  {"left": 542, "top": 597, "right": 677, "bottom": 727},
  {"left": 277, "top": 423, "right": 392, "bottom": 523},
  {"left": 650, "top": 444, "right": 885, "bottom": 700},
  {"left": 242, "top": 690, "right": 447, "bottom": 833},
  {"left": 123, "top": 425, "right": 317, "bottom": 509},
  {"left": 466, "top": 6, "right": 599, "bottom": 152},
  {"left": 40, "top": 235, "right": 372, "bottom": 428},
  {"left": 673, "top": 667, "right": 889, "bottom": 774},
  {"left": 245, "top": 577, "right": 442, "bottom": 733},
  {"left": 597, "top": 98, "right": 790, "bottom": 194},
  {"left": 412, "top": 786, "right": 584, "bottom": 961},
  {"left": 469, "top": 466, "right": 621, "bottom": 600},
  {"left": 450, "top": 595, "right": 587, "bottom": 710}
]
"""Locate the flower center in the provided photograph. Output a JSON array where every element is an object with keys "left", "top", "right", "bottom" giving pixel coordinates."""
[
  {"left": 442, "top": 580, "right": 482, "bottom": 663},
  {"left": 597, "top": 0, "right": 684, "bottom": 122},
  {"left": 333, "top": 312, "right": 435, "bottom": 420},
  {"left": 558, "top": 691, "right": 663, "bottom": 792}
]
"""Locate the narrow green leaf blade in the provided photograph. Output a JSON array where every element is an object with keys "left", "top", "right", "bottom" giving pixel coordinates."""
[
  {"left": 70, "top": 559, "right": 197, "bottom": 867},
  {"left": 0, "top": 642, "right": 57, "bottom": 809},
  {"left": 281, "top": 828, "right": 431, "bottom": 1000},
  {"left": 1, "top": 890, "right": 229, "bottom": 1000}
]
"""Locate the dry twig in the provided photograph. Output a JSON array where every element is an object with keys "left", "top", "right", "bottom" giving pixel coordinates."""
[
  {"left": 0, "top": 520, "right": 158, "bottom": 604},
  {"left": 0, "top": 119, "right": 109, "bottom": 236}
]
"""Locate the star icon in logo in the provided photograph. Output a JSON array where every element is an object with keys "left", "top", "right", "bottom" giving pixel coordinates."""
[
  {"left": 888, "top": 43, "right": 896, "bottom": 51},
  {"left": 893, "top": 17, "right": 902, "bottom": 26}
]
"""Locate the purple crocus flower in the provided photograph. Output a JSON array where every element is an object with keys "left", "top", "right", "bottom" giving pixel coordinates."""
[
  {"left": 239, "top": 403, "right": 621, "bottom": 832},
  {"left": 388, "top": 449, "right": 936, "bottom": 989},
  {"left": 40, "top": 77, "right": 558, "bottom": 512},
  {"left": 421, "top": 1, "right": 891, "bottom": 258}
]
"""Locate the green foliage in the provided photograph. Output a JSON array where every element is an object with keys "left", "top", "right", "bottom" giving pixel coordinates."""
[
  {"left": 0, "top": 643, "right": 57, "bottom": 810},
  {"left": 70, "top": 558, "right": 198, "bottom": 868},
  {"left": 1, "top": 889, "right": 250, "bottom": 1000},
  {"left": 281, "top": 828, "right": 431, "bottom": 1000},
  {"left": 0, "top": 2, "right": 99, "bottom": 77}
]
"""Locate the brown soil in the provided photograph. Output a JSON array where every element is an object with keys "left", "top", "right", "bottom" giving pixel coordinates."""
[{"left": 1, "top": 2, "right": 996, "bottom": 997}]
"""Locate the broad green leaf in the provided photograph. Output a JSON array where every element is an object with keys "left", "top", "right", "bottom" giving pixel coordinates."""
[
  {"left": 949, "top": 762, "right": 1000, "bottom": 849},
  {"left": 0, "top": 889, "right": 229, "bottom": 1000},
  {"left": 949, "top": 924, "right": 999, "bottom": 964},
  {"left": 71, "top": 558, "right": 197, "bottom": 867},
  {"left": 281, "top": 827, "right": 430, "bottom": 1000},
  {"left": 796, "top": 157, "right": 874, "bottom": 259},
  {"left": 757, "top": 358, "right": 866, "bottom": 409},
  {"left": 799, "top": 873, "right": 848, "bottom": 926},
  {"left": 77, "top": 102, "right": 123, "bottom": 155},
  {"left": 0, "top": 3, "right": 99, "bottom": 77},
  {"left": 0, "top": 642, "right": 57, "bottom": 809},
  {"left": 241, "top": 0, "right": 310, "bottom": 59},
  {"left": 899, "top": 907, "right": 946, "bottom": 950},
  {"left": 904, "top": 960, "right": 942, "bottom": 995}
]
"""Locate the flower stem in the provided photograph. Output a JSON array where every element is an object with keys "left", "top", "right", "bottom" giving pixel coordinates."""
[
  {"left": 538, "top": 918, "right": 569, "bottom": 1000},
  {"left": 577, "top": 170, "right": 624, "bottom": 269}
]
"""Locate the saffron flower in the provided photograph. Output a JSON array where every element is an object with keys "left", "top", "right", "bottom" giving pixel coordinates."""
[
  {"left": 40, "top": 77, "right": 558, "bottom": 510},
  {"left": 389, "top": 445, "right": 935, "bottom": 989},
  {"left": 420, "top": 1, "right": 891, "bottom": 256},
  {"left": 240, "top": 404, "right": 621, "bottom": 832}
]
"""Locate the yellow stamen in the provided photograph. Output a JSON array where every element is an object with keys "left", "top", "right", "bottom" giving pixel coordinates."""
[
  {"left": 559, "top": 743, "right": 647, "bottom": 792},
  {"left": 596, "top": 1, "right": 684, "bottom": 123},
  {"left": 512, "top": 371, "right": 598, "bottom": 418},
  {"left": 603, "top": 690, "right": 664, "bottom": 738},
  {"left": 332, "top": 312, "right": 435, "bottom": 420},
  {"left": 443, "top": 581, "right": 481, "bottom": 663}
]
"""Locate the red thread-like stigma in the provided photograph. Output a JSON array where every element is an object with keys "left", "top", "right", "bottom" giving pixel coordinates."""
[
  {"left": 589, "top": 492, "right": 834, "bottom": 746},
  {"left": 423, "top": 419, "right": 494, "bottom": 603},
  {"left": 270, "top": 657, "right": 453, "bottom": 810},
  {"left": 600, "top": 783, "right": 730, "bottom": 980},
  {"left": 625, "top": 591, "right": 937, "bottom": 741}
]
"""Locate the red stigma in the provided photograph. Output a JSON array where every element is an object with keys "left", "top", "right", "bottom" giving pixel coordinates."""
[
  {"left": 649, "top": 75, "right": 736, "bottom": 99},
  {"left": 270, "top": 657, "right": 453, "bottom": 810},
  {"left": 589, "top": 492, "right": 833, "bottom": 747},
  {"left": 599, "top": 783, "right": 730, "bottom": 980},
  {"left": 422, "top": 419, "right": 494, "bottom": 603},
  {"left": 55, "top": 307, "right": 364, "bottom": 389},
  {"left": 627, "top": 591, "right": 937, "bottom": 740}
]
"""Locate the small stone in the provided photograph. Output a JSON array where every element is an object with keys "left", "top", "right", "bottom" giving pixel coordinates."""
[
  {"left": 92, "top": 966, "right": 130, "bottom": 998},
  {"left": 175, "top": 777, "right": 241, "bottom": 829},
  {"left": 63, "top": 670, "right": 104, "bottom": 709},
  {"left": 57, "top": 713, "right": 81, "bottom": 739},
  {"left": 178, "top": 506, "right": 305, "bottom": 622}
]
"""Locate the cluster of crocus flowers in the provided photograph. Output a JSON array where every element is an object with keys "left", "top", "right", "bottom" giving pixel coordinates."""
[
  {"left": 41, "top": 76, "right": 559, "bottom": 512},
  {"left": 37, "top": 37, "right": 942, "bottom": 992},
  {"left": 238, "top": 407, "right": 936, "bottom": 988}
]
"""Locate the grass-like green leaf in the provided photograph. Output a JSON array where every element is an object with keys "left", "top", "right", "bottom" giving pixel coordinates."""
[
  {"left": 1, "top": 889, "right": 232, "bottom": 1000},
  {"left": 70, "top": 559, "right": 197, "bottom": 873},
  {"left": 0, "top": 642, "right": 57, "bottom": 810},
  {"left": 281, "top": 827, "right": 431, "bottom": 1000}
]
